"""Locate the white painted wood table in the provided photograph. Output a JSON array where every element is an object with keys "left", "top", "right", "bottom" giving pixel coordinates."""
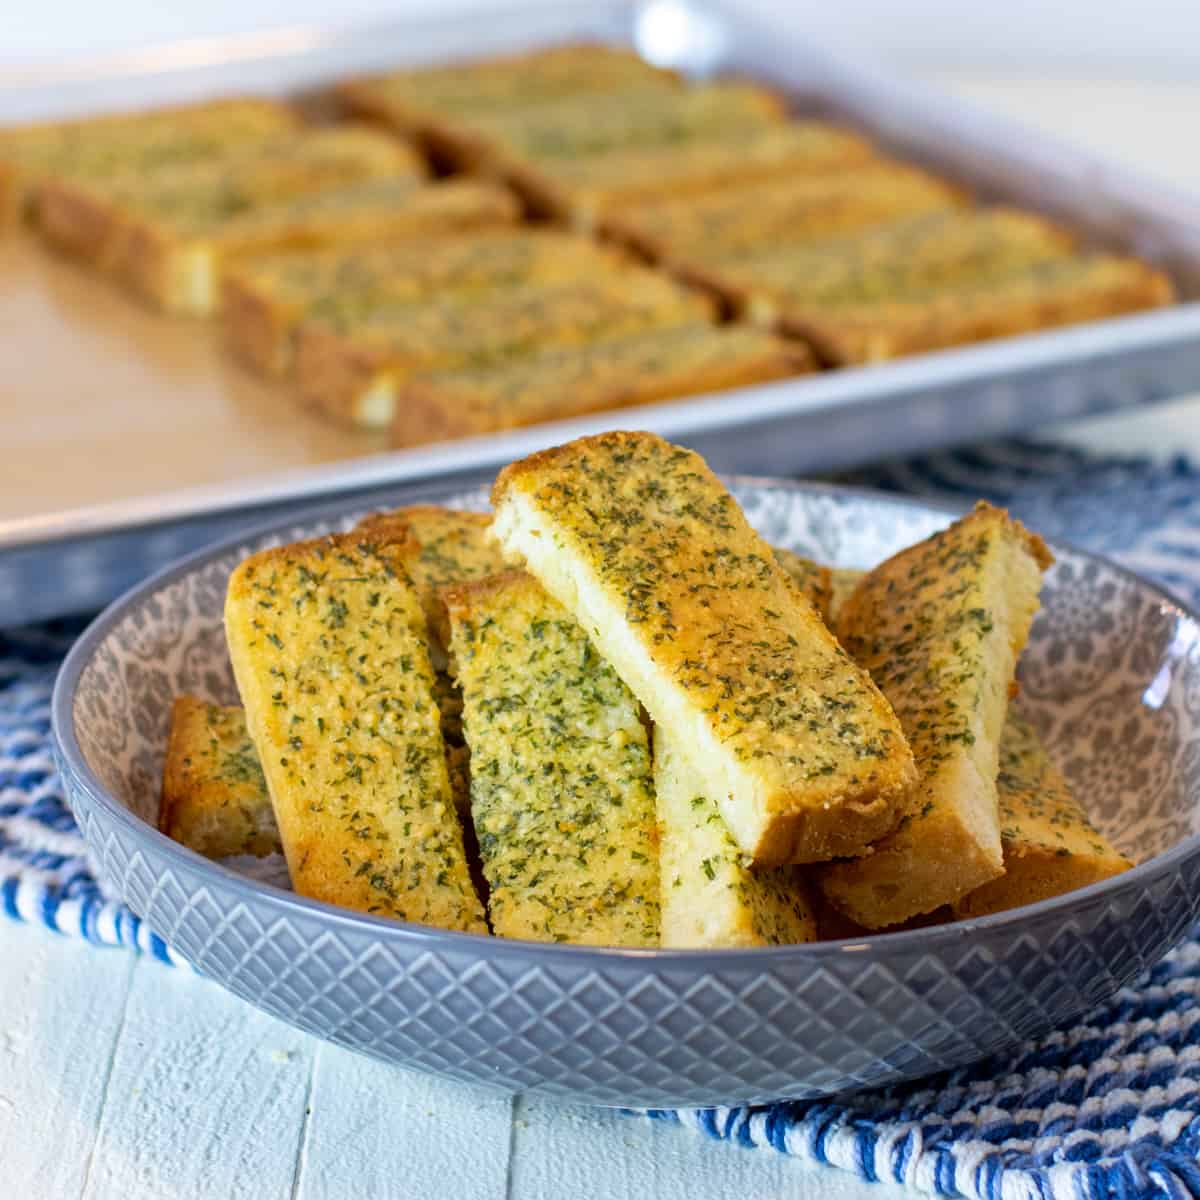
[{"left": 3, "top": 75, "right": 1199, "bottom": 1200}]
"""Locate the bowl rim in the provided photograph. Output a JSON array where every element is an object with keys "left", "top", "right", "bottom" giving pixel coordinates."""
[{"left": 51, "top": 473, "right": 1200, "bottom": 968}]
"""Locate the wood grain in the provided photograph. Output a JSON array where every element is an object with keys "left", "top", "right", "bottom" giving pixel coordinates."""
[
  {"left": 0, "top": 922, "right": 136, "bottom": 1199},
  {"left": 78, "top": 956, "right": 315, "bottom": 1200},
  {"left": 293, "top": 1048, "right": 513, "bottom": 1200}
]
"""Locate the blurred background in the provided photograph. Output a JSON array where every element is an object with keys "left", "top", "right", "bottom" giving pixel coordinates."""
[
  {"left": 13, "top": 0, "right": 1189, "bottom": 454},
  {"left": 6, "top": 0, "right": 1200, "bottom": 76}
]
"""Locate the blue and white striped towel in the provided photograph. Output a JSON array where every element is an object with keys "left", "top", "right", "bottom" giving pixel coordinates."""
[{"left": 7, "top": 439, "right": 1200, "bottom": 1200}]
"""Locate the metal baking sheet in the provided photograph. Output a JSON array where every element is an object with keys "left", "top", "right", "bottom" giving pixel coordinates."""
[{"left": 3, "top": 0, "right": 1199, "bottom": 624}]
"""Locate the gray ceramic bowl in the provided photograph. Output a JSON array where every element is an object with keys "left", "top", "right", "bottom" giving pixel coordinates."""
[{"left": 52, "top": 479, "right": 1200, "bottom": 1108}]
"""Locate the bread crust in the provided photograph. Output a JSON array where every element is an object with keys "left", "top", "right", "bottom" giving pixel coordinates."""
[
  {"left": 676, "top": 207, "right": 1076, "bottom": 321},
  {"left": 491, "top": 431, "right": 918, "bottom": 866},
  {"left": 601, "top": 162, "right": 967, "bottom": 263},
  {"left": 508, "top": 122, "right": 874, "bottom": 225},
  {"left": 220, "top": 230, "right": 618, "bottom": 376},
  {"left": 296, "top": 269, "right": 711, "bottom": 428},
  {"left": 392, "top": 324, "right": 811, "bottom": 447},
  {"left": 785, "top": 255, "right": 1176, "bottom": 364}
]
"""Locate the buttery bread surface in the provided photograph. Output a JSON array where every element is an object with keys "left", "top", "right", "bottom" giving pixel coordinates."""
[
  {"left": 222, "top": 230, "right": 617, "bottom": 375},
  {"left": 491, "top": 432, "right": 917, "bottom": 866},
  {"left": 820, "top": 503, "right": 1052, "bottom": 927},
  {"left": 603, "top": 162, "right": 966, "bottom": 262},
  {"left": 445, "top": 570, "right": 659, "bottom": 945},
  {"left": 952, "top": 713, "right": 1132, "bottom": 918},
  {"left": 224, "top": 529, "right": 486, "bottom": 932},
  {"left": 159, "top": 696, "right": 279, "bottom": 858},
  {"left": 393, "top": 323, "right": 810, "bottom": 446},
  {"left": 298, "top": 269, "right": 711, "bottom": 427},
  {"left": 782, "top": 254, "right": 1175, "bottom": 364}
]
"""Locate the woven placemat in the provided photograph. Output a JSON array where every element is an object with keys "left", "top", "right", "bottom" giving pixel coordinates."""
[{"left": 6, "top": 439, "right": 1200, "bottom": 1199}]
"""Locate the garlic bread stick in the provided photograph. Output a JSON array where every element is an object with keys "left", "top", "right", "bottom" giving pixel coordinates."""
[
  {"left": 445, "top": 570, "right": 659, "bottom": 946},
  {"left": 38, "top": 124, "right": 422, "bottom": 269},
  {"left": 784, "top": 254, "right": 1176, "bottom": 364},
  {"left": 512, "top": 122, "right": 875, "bottom": 226},
  {"left": 297, "top": 269, "right": 711, "bottom": 428},
  {"left": 222, "top": 230, "right": 622, "bottom": 375},
  {"left": 39, "top": 126, "right": 429, "bottom": 312},
  {"left": 952, "top": 713, "right": 1132, "bottom": 919},
  {"left": 159, "top": 696, "right": 279, "bottom": 859},
  {"left": 491, "top": 432, "right": 917, "bottom": 866},
  {"left": 602, "top": 162, "right": 966, "bottom": 262},
  {"left": 467, "top": 81, "right": 785, "bottom": 172},
  {"left": 679, "top": 207, "right": 1074, "bottom": 320},
  {"left": 338, "top": 43, "right": 678, "bottom": 164},
  {"left": 224, "top": 529, "right": 486, "bottom": 931},
  {"left": 1, "top": 96, "right": 298, "bottom": 225},
  {"left": 119, "top": 178, "right": 513, "bottom": 315},
  {"left": 392, "top": 323, "right": 810, "bottom": 447},
  {"left": 819, "top": 503, "right": 1053, "bottom": 927}
]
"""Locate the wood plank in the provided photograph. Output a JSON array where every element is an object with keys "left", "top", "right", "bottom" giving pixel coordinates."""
[
  {"left": 508, "top": 1095, "right": 910, "bottom": 1200},
  {"left": 0, "top": 921, "right": 137, "bottom": 1198},
  {"left": 78, "top": 952, "right": 316, "bottom": 1200},
  {"left": 293, "top": 1045, "right": 514, "bottom": 1200}
]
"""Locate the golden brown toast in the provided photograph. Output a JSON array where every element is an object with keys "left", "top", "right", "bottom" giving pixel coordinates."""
[
  {"left": 1, "top": 96, "right": 298, "bottom": 224},
  {"left": 159, "top": 696, "right": 279, "bottom": 858},
  {"left": 224, "top": 528, "right": 485, "bottom": 932},
  {"left": 782, "top": 254, "right": 1176, "bottom": 364},
  {"left": 337, "top": 43, "right": 678, "bottom": 164},
  {"left": 37, "top": 124, "right": 421, "bottom": 267},
  {"left": 601, "top": 162, "right": 967, "bottom": 262},
  {"left": 509, "top": 122, "right": 875, "bottom": 225},
  {"left": 655, "top": 728, "right": 816, "bottom": 948},
  {"left": 444, "top": 570, "right": 659, "bottom": 946},
  {"left": 819, "top": 503, "right": 1053, "bottom": 927},
  {"left": 221, "top": 230, "right": 622, "bottom": 376},
  {"left": 491, "top": 432, "right": 917, "bottom": 866},
  {"left": 295, "top": 268, "right": 712, "bottom": 428},
  {"left": 107, "top": 176, "right": 514, "bottom": 316},
  {"left": 461, "top": 81, "right": 786, "bottom": 173},
  {"left": 952, "top": 713, "right": 1132, "bottom": 918},
  {"left": 392, "top": 323, "right": 811, "bottom": 447},
  {"left": 678, "top": 207, "right": 1075, "bottom": 320},
  {"left": 37, "top": 126, "right": 435, "bottom": 312}
]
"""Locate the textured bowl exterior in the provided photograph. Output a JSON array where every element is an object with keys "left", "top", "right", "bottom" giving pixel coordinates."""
[{"left": 52, "top": 480, "right": 1200, "bottom": 1108}]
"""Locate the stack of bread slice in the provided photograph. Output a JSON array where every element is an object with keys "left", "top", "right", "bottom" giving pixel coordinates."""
[
  {"left": 163, "top": 432, "right": 1130, "bottom": 946},
  {"left": 3, "top": 43, "right": 1174, "bottom": 442}
]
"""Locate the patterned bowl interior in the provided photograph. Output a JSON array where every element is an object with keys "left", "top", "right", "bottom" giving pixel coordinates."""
[{"left": 73, "top": 480, "right": 1200, "bottom": 904}]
